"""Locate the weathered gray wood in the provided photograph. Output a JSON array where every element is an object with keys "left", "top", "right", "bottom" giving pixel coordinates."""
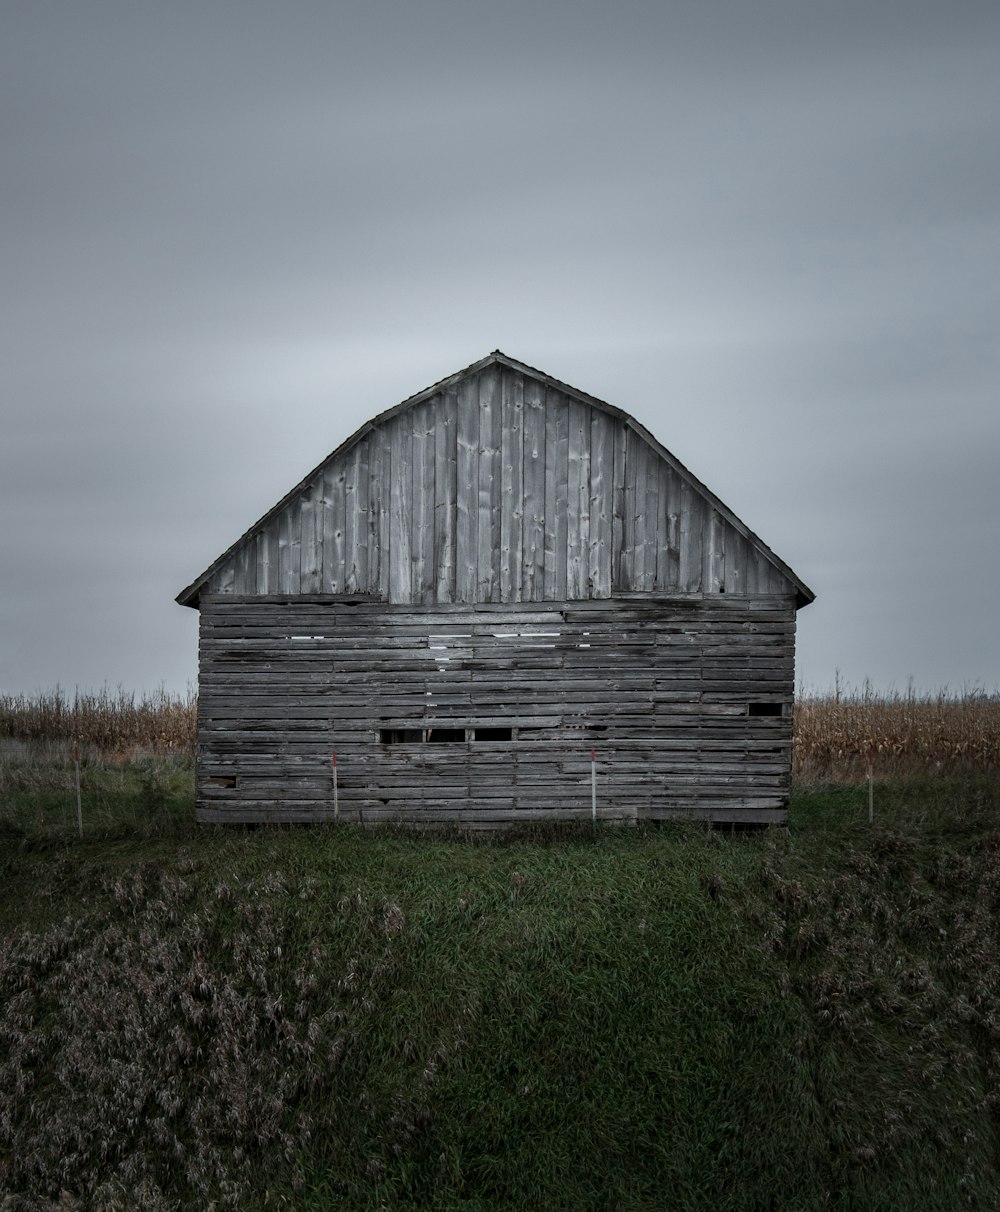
[
  {"left": 589, "top": 409, "right": 613, "bottom": 598},
  {"left": 196, "top": 595, "right": 797, "bottom": 827},
  {"left": 679, "top": 479, "right": 702, "bottom": 594},
  {"left": 371, "top": 427, "right": 391, "bottom": 599},
  {"left": 300, "top": 477, "right": 323, "bottom": 593},
  {"left": 521, "top": 376, "right": 546, "bottom": 599},
  {"left": 410, "top": 396, "right": 435, "bottom": 604},
  {"left": 543, "top": 390, "right": 569, "bottom": 601},
  {"left": 388, "top": 415, "right": 412, "bottom": 602},
  {"left": 566, "top": 399, "right": 589, "bottom": 598},
  {"left": 621, "top": 427, "right": 642, "bottom": 591},
  {"left": 640, "top": 431, "right": 658, "bottom": 589},
  {"left": 233, "top": 542, "right": 252, "bottom": 595},
  {"left": 456, "top": 373, "right": 478, "bottom": 602},
  {"left": 254, "top": 531, "right": 269, "bottom": 595},
  {"left": 278, "top": 499, "right": 300, "bottom": 592},
  {"left": 344, "top": 439, "right": 367, "bottom": 594},
  {"left": 500, "top": 365, "right": 523, "bottom": 603},
  {"left": 183, "top": 362, "right": 806, "bottom": 609},
  {"left": 183, "top": 355, "right": 811, "bottom": 829},
  {"left": 611, "top": 418, "right": 626, "bottom": 591},
  {"left": 705, "top": 507, "right": 725, "bottom": 594},
  {"left": 477, "top": 363, "right": 501, "bottom": 602},
  {"left": 322, "top": 462, "right": 346, "bottom": 594},
  {"left": 434, "top": 388, "right": 457, "bottom": 602}
]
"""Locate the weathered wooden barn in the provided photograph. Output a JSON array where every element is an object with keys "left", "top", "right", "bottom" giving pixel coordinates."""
[{"left": 177, "top": 351, "right": 814, "bottom": 827}]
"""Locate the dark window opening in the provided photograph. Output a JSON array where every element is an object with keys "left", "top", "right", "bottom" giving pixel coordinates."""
[
  {"left": 380, "top": 728, "right": 424, "bottom": 744},
  {"left": 427, "top": 728, "right": 466, "bottom": 743},
  {"left": 379, "top": 726, "right": 514, "bottom": 744},
  {"left": 748, "top": 702, "right": 783, "bottom": 717}
]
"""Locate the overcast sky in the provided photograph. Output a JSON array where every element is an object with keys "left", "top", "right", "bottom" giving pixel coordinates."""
[{"left": 2, "top": 0, "right": 998, "bottom": 699}]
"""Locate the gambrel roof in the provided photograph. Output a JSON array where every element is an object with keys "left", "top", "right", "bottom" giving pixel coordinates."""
[{"left": 177, "top": 351, "right": 814, "bottom": 609}]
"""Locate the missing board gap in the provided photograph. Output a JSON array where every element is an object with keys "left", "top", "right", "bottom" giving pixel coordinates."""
[
  {"left": 427, "top": 727, "right": 465, "bottom": 744},
  {"left": 379, "top": 728, "right": 424, "bottom": 744},
  {"left": 206, "top": 775, "right": 237, "bottom": 789},
  {"left": 748, "top": 702, "right": 783, "bottom": 718},
  {"left": 379, "top": 726, "right": 515, "bottom": 744}
]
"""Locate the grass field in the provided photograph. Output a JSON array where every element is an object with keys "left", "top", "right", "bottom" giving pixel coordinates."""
[{"left": 2, "top": 691, "right": 1000, "bottom": 1209}]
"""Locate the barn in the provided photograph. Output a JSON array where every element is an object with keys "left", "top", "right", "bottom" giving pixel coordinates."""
[{"left": 177, "top": 350, "right": 814, "bottom": 827}]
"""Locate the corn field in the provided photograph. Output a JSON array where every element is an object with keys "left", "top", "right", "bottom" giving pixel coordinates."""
[
  {"left": 1, "top": 686, "right": 998, "bottom": 782},
  {"left": 0, "top": 687, "right": 196, "bottom": 755},
  {"left": 793, "top": 689, "right": 1000, "bottom": 782}
]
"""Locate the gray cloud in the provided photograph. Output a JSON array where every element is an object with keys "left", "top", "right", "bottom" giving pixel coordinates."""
[{"left": 2, "top": 0, "right": 998, "bottom": 695}]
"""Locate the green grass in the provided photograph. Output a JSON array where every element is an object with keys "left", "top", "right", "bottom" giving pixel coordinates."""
[{"left": 3, "top": 761, "right": 1000, "bottom": 1209}]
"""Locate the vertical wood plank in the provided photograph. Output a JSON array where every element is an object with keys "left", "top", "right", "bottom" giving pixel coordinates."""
[
  {"left": 367, "top": 427, "right": 386, "bottom": 596},
  {"left": 724, "top": 524, "right": 748, "bottom": 595},
  {"left": 589, "top": 409, "right": 613, "bottom": 599},
  {"left": 212, "top": 556, "right": 235, "bottom": 594},
  {"left": 264, "top": 519, "right": 280, "bottom": 595},
  {"left": 611, "top": 419, "right": 626, "bottom": 591},
  {"left": 343, "top": 443, "right": 362, "bottom": 594},
  {"left": 343, "top": 449, "right": 358, "bottom": 594},
  {"left": 521, "top": 376, "right": 546, "bottom": 600},
  {"left": 388, "top": 417, "right": 412, "bottom": 603},
  {"left": 300, "top": 478, "right": 323, "bottom": 593},
  {"left": 409, "top": 399, "right": 427, "bottom": 603},
  {"left": 658, "top": 465, "right": 682, "bottom": 591},
  {"left": 621, "top": 429, "right": 641, "bottom": 592},
  {"left": 278, "top": 500, "right": 301, "bottom": 592},
  {"left": 542, "top": 388, "right": 569, "bottom": 601},
  {"left": 499, "top": 367, "right": 524, "bottom": 602},
  {"left": 378, "top": 425, "right": 393, "bottom": 599},
  {"left": 477, "top": 364, "right": 501, "bottom": 602},
  {"left": 414, "top": 396, "right": 437, "bottom": 603},
  {"left": 298, "top": 487, "right": 315, "bottom": 591},
  {"left": 766, "top": 558, "right": 788, "bottom": 595},
  {"left": 348, "top": 438, "right": 370, "bottom": 593},
  {"left": 323, "top": 462, "right": 346, "bottom": 593},
  {"left": 642, "top": 439, "right": 659, "bottom": 590},
  {"left": 232, "top": 543, "right": 249, "bottom": 595},
  {"left": 713, "top": 508, "right": 727, "bottom": 594},
  {"left": 434, "top": 387, "right": 458, "bottom": 603},
  {"left": 743, "top": 542, "right": 761, "bottom": 595},
  {"left": 566, "top": 399, "right": 590, "bottom": 598},
  {"left": 456, "top": 374, "right": 479, "bottom": 602},
  {"left": 255, "top": 530, "right": 269, "bottom": 594},
  {"left": 419, "top": 399, "right": 433, "bottom": 603},
  {"left": 703, "top": 507, "right": 726, "bottom": 593},
  {"left": 678, "top": 479, "right": 702, "bottom": 593}
]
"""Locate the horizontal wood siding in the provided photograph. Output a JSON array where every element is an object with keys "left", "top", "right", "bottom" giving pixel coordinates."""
[
  {"left": 201, "top": 365, "right": 801, "bottom": 604},
  {"left": 196, "top": 594, "right": 796, "bottom": 827}
]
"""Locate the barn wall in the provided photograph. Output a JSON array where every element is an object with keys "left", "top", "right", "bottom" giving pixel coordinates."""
[
  {"left": 196, "top": 594, "right": 797, "bottom": 827},
  {"left": 205, "top": 362, "right": 794, "bottom": 605}
]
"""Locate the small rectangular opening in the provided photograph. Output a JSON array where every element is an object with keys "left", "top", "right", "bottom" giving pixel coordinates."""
[
  {"left": 206, "top": 775, "right": 237, "bottom": 789},
  {"left": 379, "top": 728, "right": 424, "bottom": 744},
  {"left": 426, "top": 727, "right": 466, "bottom": 743},
  {"left": 473, "top": 727, "right": 512, "bottom": 742},
  {"left": 748, "top": 702, "right": 783, "bottom": 717}
]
